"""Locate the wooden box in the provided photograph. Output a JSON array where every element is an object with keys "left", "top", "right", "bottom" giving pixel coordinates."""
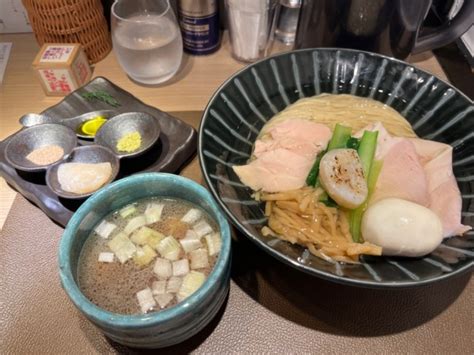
[{"left": 32, "top": 43, "right": 92, "bottom": 96}]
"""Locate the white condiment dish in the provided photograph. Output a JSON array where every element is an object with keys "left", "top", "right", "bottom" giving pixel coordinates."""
[{"left": 46, "top": 145, "right": 120, "bottom": 199}]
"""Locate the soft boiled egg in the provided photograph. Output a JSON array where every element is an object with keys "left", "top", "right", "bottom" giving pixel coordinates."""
[{"left": 361, "top": 198, "right": 443, "bottom": 257}]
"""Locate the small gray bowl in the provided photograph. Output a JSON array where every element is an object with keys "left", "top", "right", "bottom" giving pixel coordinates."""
[
  {"left": 94, "top": 112, "right": 160, "bottom": 158},
  {"left": 5, "top": 124, "right": 78, "bottom": 172},
  {"left": 19, "top": 110, "right": 117, "bottom": 139},
  {"left": 46, "top": 145, "right": 120, "bottom": 199}
]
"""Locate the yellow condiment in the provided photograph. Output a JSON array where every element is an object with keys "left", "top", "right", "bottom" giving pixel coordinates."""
[
  {"left": 77, "top": 116, "right": 107, "bottom": 137},
  {"left": 117, "top": 131, "right": 142, "bottom": 153}
]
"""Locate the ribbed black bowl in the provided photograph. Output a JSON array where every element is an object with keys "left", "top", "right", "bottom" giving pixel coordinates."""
[{"left": 199, "top": 48, "right": 473, "bottom": 288}]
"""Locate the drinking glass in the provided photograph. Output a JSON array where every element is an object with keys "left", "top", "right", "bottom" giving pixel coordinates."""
[
  {"left": 111, "top": 0, "right": 183, "bottom": 84},
  {"left": 226, "top": 0, "right": 279, "bottom": 62}
]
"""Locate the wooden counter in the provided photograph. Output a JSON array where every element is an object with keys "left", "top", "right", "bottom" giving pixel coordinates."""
[{"left": 0, "top": 32, "right": 449, "bottom": 229}]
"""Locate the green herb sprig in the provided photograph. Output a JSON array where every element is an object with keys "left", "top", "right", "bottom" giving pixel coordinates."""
[{"left": 81, "top": 90, "right": 121, "bottom": 108}]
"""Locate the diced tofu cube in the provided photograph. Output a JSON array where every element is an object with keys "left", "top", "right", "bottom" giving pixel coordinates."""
[
  {"left": 124, "top": 216, "right": 147, "bottom": 235},
  {"left": 157, "top": 236, "right": 181, "bottom": 261},
  {"left": 151, "top": 280, "right": 167, "bottom": 295},
  {"left": 98, "top": 252, "right": 114, "bottom": 263},
  {"left": 189, "top": 248, "right": 209, "bottom": 270},
  {"left": 145, "top": 203, "right": 164, "bottom": 224},
  {"left": 166, "top": 276, "right": 182, "bottom": 293},
  {"left": 172, "top": 259, "right": 190, "bottom": 277},
  {"left": 136, "top": 288, "right": 156, "bottom": 314},
  {"left": 153, "top": 257, "right": 172, "bottom": 280},
  {"left": 94, "top": 220, "right": 117, "bottom": 239},
  {"left": 193, "top": 220, "right": 213, "bottom": 238},
  {"left": 133, "top": 245, "right": 157, "bottom": 267},
  {"left": 154, "top": 293, "right": 174, "bottom": 309},
  {"left": 177, "top": 271, "right": 205, "bottom": 302},
  {"left": 204, "top": 233, "right": 222, "bottom": 256},
  {"left": 181, "top": 208, "right": 202, "bottom": 224}
]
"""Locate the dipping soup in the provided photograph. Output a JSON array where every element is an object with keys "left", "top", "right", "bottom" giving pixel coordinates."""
[{"left": 78, "top": 197, "right": 221, "bottom": 315}]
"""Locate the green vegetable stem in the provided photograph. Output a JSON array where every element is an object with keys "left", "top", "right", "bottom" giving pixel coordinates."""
[
  {"left": 327, "top": 123, "right": 352, "bottom": 150},
  {"left": 349, "top": 130, "right": 380, "bottom": 243},
  {"left": 357, "top": 130, "right": 378, "bottom": 178}
]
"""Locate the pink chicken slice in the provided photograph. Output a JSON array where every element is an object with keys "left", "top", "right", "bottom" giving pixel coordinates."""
[
  {"left": 233, "top": 119, "right": 331, "bottom": 193},
  {"left": 357, "top": 123, "right": 430, "bottom": 206},
  {"left": 409, "top": 139, "right": 471, "bottom": 237},
  {"left": 361, "top": 123, "right": 470, "bottom": 237},
  {"left": 370, "top": 139, "right": 430, "bottom": 206},
  {"left": 233, "top": 148, "right": 314, "bottom": 192},
  {"left": 254, "top": 119, "right": 331, "bottom": 160}
]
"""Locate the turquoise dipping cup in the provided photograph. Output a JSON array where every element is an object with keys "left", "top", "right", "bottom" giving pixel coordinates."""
[{"left": 59, "top": 173, "right": 231, "bottom": 348}]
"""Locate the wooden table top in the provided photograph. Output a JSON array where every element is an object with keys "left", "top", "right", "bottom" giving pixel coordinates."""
[{"left": 0, "top": 32, "right": 449, "bottom": 230}]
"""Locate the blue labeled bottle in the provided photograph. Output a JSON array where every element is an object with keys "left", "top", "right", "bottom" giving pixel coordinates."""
[{"left": 178, "top": 0, "right": 220, "bottom": 55}]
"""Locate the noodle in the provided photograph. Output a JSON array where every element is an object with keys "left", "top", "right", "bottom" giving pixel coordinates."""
[
  {"left": 261, "top": 181, "right": 382, "bottom": 262},
  {"left": 264, "top": 201, "right": 272, "bottom": 216},
  {"left": 258, "top": 94, "right": 416, "bottom": 139}
]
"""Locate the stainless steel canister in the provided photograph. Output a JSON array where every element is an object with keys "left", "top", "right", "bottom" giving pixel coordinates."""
[{"left": 178, "top": 0, "right": 221, "bottom": 55}]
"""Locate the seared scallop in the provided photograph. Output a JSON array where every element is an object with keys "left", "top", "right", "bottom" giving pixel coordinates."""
[{"left": 318, "top": 148, "right": 368, "bottom": 209}]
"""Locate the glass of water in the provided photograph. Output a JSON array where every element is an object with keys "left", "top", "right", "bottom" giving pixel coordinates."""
[{"left": 111, "top": 0, "right": 183, "bottom": 84}]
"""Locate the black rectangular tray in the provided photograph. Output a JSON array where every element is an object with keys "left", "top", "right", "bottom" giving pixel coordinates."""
[{"left": 0, "top": 77, "right": 197, "bottom": 227}]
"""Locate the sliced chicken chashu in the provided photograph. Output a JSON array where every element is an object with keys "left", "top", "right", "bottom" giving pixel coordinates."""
[
  {"left": 370, "top": 138, "right": 430, "bottom": 206},
  {"left": 409, "top": 138, "right": 471, "bottom": 237},
  {"left": 234, "top": 119, "right": 331, "bottom": 193},
  {"left": 254, "top": 118, "right": 331, "bottom": 159},
  {"left": 233, "top": 149, "right": 313, "bottom": 192}
]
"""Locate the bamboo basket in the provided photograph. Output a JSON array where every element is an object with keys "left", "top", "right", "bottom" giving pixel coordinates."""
[{"left": 22, "top": 0, "right": 112, "bottom": 64}]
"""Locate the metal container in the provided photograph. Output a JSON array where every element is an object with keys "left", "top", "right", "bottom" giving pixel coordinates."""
[
  {"left": 274, "top": 0, "right": 301, "bottom": 44},
  {"left": 5, "top": 124, "right": 78, "bottom": 172},
  {"left": 178, "top": 0, "right": 220, "bottom": 55},
  {"left": 94, "top": 112, "right": 161, "bottom": 159}
]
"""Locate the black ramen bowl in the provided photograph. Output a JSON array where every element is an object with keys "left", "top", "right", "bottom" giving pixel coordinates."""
[{"left": 199, "top": 48, "right": 474, "bottom": 288}]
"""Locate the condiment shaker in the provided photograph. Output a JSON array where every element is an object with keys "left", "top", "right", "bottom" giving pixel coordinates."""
[
  {"left": 274, "top": 0, "right": 301, "bottom": 45},
  {"left": 178, "top": 0, "right": 221, "bottom": 55},
  {"left": 225, "top": 0, "right": 279, "bottom": 62}
]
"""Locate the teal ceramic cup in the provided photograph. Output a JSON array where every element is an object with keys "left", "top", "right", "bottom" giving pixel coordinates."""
[{"left": 58, "top": 173, "right": 231, "bottom": 348}]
